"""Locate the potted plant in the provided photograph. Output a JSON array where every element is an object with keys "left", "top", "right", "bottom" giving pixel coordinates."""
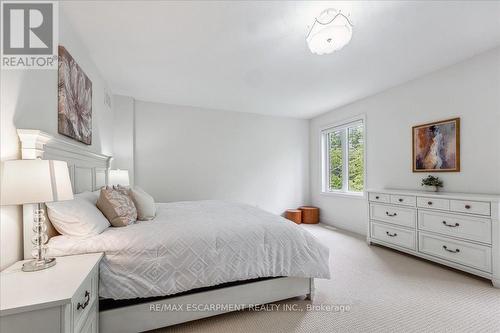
[{"left": 421, "top": 175, "right": 443, "bottom": 192}]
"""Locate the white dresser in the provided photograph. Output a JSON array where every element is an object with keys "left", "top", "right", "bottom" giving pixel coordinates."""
[
  {"left": 0, "top": 253, "right": 103, "bottom": 333},
  {"left": 367, "top": 189, "right": 500, "bottom": 287}
]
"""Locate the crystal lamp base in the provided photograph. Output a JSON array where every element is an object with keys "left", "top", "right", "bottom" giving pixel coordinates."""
[
  {"left": 23, "top": 203, "right": 57, "bottom": 272},
  {"left": 22, "top": 257, "right": 56, "bottom": 272}
]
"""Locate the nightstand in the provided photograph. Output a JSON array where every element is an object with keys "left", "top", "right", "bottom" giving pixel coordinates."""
[{"left": 0, "top": 253, "right": 103, "bottom": 333}]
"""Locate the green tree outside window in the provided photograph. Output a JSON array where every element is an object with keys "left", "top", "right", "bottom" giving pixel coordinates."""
[{"left": 324, "top": 121, "right": 364, "bottom": 193}]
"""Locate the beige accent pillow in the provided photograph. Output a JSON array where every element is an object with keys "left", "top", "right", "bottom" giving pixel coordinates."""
[
  {"left": 129, "top": 187, "right": 156, "bottom": 221},
  {"left": 97, "top": 186, "right": 137, "bottom": 227}
]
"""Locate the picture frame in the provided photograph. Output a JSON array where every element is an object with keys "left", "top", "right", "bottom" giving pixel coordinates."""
[
  {"left": 412, "top": 118, "right": 460, "bottom": 172},
  {"left": 58, "top": 45, "right": 93, "bottom": 145}
]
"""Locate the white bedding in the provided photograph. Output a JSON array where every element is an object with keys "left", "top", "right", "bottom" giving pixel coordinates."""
[{"left": 47, "top": 200, "right": 330, "bottom": 300}]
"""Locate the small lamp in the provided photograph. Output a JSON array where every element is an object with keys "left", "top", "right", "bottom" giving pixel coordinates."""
[
  {"left": 109, "top": 169, "right": 130, "bottom": 187},
  {"left": 1, "top": 159, "right": 73, "bottom": 272}
]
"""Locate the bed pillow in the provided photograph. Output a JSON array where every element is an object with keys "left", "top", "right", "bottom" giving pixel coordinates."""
[
  {"left": 46, "top": 198, "right": 110, "bottom": 237},
  {"left": 129, "top": 187, "right": 156, "bottom": 221},
  {"left": 97, "top": 187, "right": 137, "bottom": 227},
  {"left": 75, "top": 191, "right": 99, "bottom": 205}
]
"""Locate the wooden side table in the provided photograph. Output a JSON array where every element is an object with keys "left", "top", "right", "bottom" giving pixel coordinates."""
[
  {"left": 285, "top": 209, "right": 302, "bottom": 224},
  {"left": 299, "top": 206, "right": 319, "bottom": 224}
]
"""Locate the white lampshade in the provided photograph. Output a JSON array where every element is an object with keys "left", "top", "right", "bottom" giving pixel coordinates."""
[
  {"left": 109, "top": 169, "right": 130, "bottom": 186},
  {"left": 306, "top": 9, "right": 353, "bottom": 55},
  {"left": 0, "top": 160, "right": 74, "bottom": 205}
]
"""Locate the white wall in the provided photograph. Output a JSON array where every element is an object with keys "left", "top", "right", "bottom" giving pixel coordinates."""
[
  {"left": 134, "top": 101, "right": 310, "bottom": 215},
  {"left": 310, "top": 47, "right": 500, "bottom": 236},
  {"left": 0, "top": 12, "right": 113, "bottom": 270},
  {"left": 0, "top": 73, "right": 23, "bottom": 270},
  {"left": 10, "top": 13, "right": 114, "bottom": 155},
  {"left": 111, "top": 95, "right": 135, "bottom": 186}
]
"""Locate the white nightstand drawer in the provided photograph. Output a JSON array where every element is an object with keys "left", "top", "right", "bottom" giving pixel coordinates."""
[
  {"left": 418, "top": 232, "right": 492, "bottom": 272},
  {"left": 450, "top": 200, "right": 490, "bottom": 216},
  {"left": 0, "top": 254, "right": 102, "bottom": 333},
  {"left": 417, "top": 197, "right": 450, "bottom": 211},
  {"left": 78, "top": 302, "right": 98, "bottom": 333},
  {"left": 73, "top": 266, "right": 98, "bottom": 332},
  {"left": 371, "top": 222, "right": 416, "bottom": 250},
  {"left": 369, "top": 193, "right": 390, "bottom": 203},
  {"left": 370, "top": 203, "right": 416, "bottom": 228},
  {"left": 390, "top": 194, "right": 416, "bottom": 206},
  {"left": 418, "top": 210, "right": 491, "bottom": 244}
]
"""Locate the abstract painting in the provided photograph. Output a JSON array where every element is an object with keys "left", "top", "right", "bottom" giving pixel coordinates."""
[
  {"left": 413, "top": 118, "right": 460, "bottom": 172},
  {"left": 58, "top": 45, "right": 92, "bottom": 145}
]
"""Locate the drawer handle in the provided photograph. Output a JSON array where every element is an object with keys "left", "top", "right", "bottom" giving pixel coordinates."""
[
  {"left": 77, "top": 291, "right": 90, "bottom": 310},
  {"left": 375, "top": 196, "right": 380, "bottom": 199},
  {"left": 427, "top": 201, "right": 433, "bottom": 205},
  {"left": 386, "top": 231, "right": 397, "bottom": 237},
  {"left": 386, "top": 212, "right": 397, "bottom": 217},
  {"left": 465, "top": 204, "right": 471, "bottom": 209},
  {"left": 442, "top": 221, "right": 459, "bottom": 227},
  {"left": 442, "top": 245, "right": 460, "bottom": 253},
  {"left": 398, "top": 198, "right": 404, "bottom": 202}
]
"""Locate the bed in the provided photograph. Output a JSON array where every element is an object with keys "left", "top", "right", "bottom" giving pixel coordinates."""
[
  {"left": 48, "top": 200, "right": 330, "bottom": 300},
  {"left": 18, "top": 129, "right": 330, "bottom": 332}
]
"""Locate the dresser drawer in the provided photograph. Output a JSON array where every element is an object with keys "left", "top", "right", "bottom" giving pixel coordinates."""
[
  {"left": 73, "top": 266, "right": 98, "bottom": 332},
  {"left": 369, "top": 192, "right": 390, "bottom": 203},
  {"left": 417, "top": 197, "right": 450, "bottom": 211},
  {"left": 450, "top": 200, "right": 490, "bottom": 216},
  {"left": 370, "top": 203, "right": 416, "bottom": 228},
  {"left": 371, "top": 221, "right": 416, "bottom": 250},
  {"left": 418, "top": 232, "right": 492, "bottom": 272},
  {"left": 390, "top": 194, "right": 416, "bottom": 207},
  {"left": 418, "top": 210, "right": 491, "bottom": 244},
  {"left": 78, "top": 302, "right": 98, "bottom": 333}
]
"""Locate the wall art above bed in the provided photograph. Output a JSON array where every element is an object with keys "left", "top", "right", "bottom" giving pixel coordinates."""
[
  {"left": 58, "top": 45, "right": 92, "bottom": 145},
  {"left": 412, "top": 117, "right": 460, "bottom": 172}
]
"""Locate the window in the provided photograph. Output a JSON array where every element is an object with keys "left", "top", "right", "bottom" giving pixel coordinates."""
[{"left": 321, "top": 118, "right": 364, "bottom": 195}]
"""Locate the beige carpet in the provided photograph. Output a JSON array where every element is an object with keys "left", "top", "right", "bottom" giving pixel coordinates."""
[{"left": 150, "top": 224, "right": 500, "bottom": 333}]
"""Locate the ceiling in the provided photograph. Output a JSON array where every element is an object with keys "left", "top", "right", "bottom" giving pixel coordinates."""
[{"left": 61, "top": 1, "right": 500, "bottom": 119}]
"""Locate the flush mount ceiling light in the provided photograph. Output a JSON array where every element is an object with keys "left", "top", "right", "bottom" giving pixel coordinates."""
[{"left": 306, "top": 9, "right": 353, "bottom": 55}]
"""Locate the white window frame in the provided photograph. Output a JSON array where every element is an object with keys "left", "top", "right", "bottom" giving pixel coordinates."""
[{"left": 320, "top": 115, "right": 366, "bottom": 198}]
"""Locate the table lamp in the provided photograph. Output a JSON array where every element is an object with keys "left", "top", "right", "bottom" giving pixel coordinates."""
[
  {"left": 1, "top": 159, "right": 73, "bottom": 272},
  {"left": 109, "top": 169, "right": 130, "bottom": 187}
]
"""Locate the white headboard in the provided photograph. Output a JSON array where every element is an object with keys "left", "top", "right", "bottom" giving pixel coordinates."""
[{"left": 18, "top": 129, "right": 112, "bottom": 259}]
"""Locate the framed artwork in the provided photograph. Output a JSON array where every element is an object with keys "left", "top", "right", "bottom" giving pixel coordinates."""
[
  {"left": 412, "top": 118, "right": 460, "bottom": 172},
  {"left": 58, "top": 45, "right": 92, "bottom": 145}
]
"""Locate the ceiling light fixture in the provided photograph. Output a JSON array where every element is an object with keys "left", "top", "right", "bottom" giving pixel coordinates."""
[{"left": 306, "top": 9, "right": 353, "bottom": 55}]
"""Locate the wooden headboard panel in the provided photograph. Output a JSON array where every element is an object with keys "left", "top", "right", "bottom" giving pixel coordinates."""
[{"left": 18, "top": 129, "right": 112, "bottom": 259}]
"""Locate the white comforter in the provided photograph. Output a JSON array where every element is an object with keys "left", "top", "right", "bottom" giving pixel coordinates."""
[{"left": 47, "top": 200, "right": 330, "bottom": 300}]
